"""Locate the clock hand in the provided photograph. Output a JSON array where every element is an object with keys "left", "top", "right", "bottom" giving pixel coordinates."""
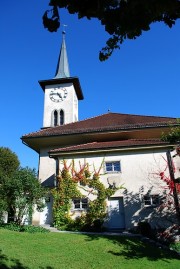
[{"left": 57, "top": 93, "right": 63, "bottom": 98}]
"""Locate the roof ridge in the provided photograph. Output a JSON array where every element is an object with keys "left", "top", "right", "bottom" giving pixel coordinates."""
[
  {"left": 78, "top": 112, "right": 111, "bottom": 122},
  {"left": 78, "top": 112, "right": 177, "bottom": 124},
  {"left": 47, "top": 112, "right": 178, "bottom": 128},
  {"left": 106, "top": 112, "right": 176, "bottom": 119}
]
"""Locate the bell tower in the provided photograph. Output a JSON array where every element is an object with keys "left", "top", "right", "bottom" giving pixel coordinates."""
[{"left": 39, "top": 31, "right": 84, "bottom": 128}]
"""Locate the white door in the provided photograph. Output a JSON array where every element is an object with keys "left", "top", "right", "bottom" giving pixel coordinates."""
[
  {"left": 40, "top": 196, "right": 53, "bottom": 225},
  {"left": 108, "top": 197, "right": 125, "bottom": 229}
]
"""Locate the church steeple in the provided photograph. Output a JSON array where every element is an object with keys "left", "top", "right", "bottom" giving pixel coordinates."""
[
  {"left": 54, "top": 31, "right": 70, "bottom": 79},
  {"left": 39, "top": 31, "right": 84, "bottom": 128}
]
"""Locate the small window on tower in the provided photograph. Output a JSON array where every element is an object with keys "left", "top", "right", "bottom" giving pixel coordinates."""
[
  {"left": 54, "top": 110, "right": 58, "bottom": 126},
  {"left": 60, "top": 110, "right": 64, "bottom": 125}
]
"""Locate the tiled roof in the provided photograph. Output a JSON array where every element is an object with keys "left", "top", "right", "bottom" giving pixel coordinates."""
[
  {"left": 49, "top": 139, "right": 168, "bottom": 154},
  {"left": 22, "top": 112, "right": 177, "bottom": 138}
]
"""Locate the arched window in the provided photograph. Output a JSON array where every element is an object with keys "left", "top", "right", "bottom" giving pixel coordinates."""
[
  {"left": 60, "top": 110, "right": 64, "bottom": 125},
  {"left": 54, "top": 110, "right": 58, "bottom": 126}
]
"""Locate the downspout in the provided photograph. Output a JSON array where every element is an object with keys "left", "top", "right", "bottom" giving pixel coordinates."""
[{"left": 54, "top": 157, "right": 59, "bottom": 187}]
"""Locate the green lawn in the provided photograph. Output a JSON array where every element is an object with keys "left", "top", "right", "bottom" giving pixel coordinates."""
[{"left": 0, "top": 229, "right": 179, "bottom": 269}]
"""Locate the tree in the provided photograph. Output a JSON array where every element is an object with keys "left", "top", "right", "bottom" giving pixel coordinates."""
[
  {"left": 0, "top": 167, "right": 46, "bottom": 225},
  {"left": 158, "top": 123, "right": 180, "bottom": 222},
  {"left": 0, "top": 147, "right": 20, "bottom": 222},
  {"left": 43, "top": 0, "right": 180, "bottom": 60},
  {"left": 0, "top": 147, "right": 20, "bottom": 179}
]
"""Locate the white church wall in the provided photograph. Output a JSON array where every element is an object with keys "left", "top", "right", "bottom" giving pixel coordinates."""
[
  {"left": 57, "top": 148, "right": 171, "bottom": 229},
  {"left": 38, "top": 149, "right": 56, "bottom": 186},
  {"left": 38, "top": 149, "right": 56, "bottom": 225}
]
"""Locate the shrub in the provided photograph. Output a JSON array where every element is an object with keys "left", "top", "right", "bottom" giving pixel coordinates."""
[
  {"left": 157, "top": 224, "right": 180, "bottom": 244},
  {"left": 0, "top": 223, "right": 49, "bottom": 233},
  {"left": 169, "top": 242, "right": 180, "bottom": 253}
]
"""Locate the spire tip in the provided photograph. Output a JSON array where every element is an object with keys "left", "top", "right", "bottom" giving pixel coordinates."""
[{"left": 54, "top": 26, "right": 70, "bottom": 79}]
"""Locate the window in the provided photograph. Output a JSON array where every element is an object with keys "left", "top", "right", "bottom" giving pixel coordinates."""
[
  {"left": 143, "top": 194, "right": 159, "bottom": 207},
  {"left": 52, "top": 109, "right": 64, "bottom": 126},
  {"left": 54, "top": 110, "right": 58, "bottom": 126},
  {"left": 72, "top": 198, "right": 88, "bottom": 210},
  {"left": 105, "top": 161, "right": 121, "bottom": 173},
  {"left": 60, "top": 110, "right": 64, "bottom": 125}
]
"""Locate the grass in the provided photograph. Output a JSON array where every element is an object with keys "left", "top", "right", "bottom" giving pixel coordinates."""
[
  {"left": 170, "top": 242, "right": 180, "bottom": 253},
  {"left": 0, "top": 229, "right": 179, "bottom": 269}
]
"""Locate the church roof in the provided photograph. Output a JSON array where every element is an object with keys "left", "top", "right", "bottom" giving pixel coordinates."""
[
  {"left": 49, "top": 139, "right": 168, "bottom": 155},
  {"left": 22, "top": 112, "right": 177, "bottom": 139}
]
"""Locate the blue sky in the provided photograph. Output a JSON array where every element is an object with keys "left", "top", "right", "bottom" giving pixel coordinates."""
[{"left": 0, "top": 1, "right": 179, "bottom": 170}]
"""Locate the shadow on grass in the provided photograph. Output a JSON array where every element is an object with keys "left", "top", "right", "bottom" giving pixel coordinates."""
[
  {"left": 0, "top": 250, "right": 54, "bottom": 269},
  {"left": 83, "top": 234, "right": 180, "bottom": 262}
]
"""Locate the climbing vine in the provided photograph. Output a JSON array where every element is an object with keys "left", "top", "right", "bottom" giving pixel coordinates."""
[
  {"left": 51, "top": 161, "right": 82, "bottom": 230},
  {"left": 154, "top": 156, "right": 180, "bottom": 194},
  {"left": 52, "top": 160, "right": 121, "bottom": 231},
  {"left": 153, "top": 154, "right": 180, "bottom": 221}
]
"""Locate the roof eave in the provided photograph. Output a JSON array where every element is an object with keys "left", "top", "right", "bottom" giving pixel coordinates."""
[
  {"left": 38, "top": 77, "right": 84, "bottom": 100},
  {"left": 21, "top": 123, "right": 178, "bottom": 140},
  {"left": 49, "top": 142, "right": 173, "bottom": 158}
]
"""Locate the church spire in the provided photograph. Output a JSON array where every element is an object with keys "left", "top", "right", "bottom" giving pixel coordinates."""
[{"left": 54, "top": 31, "right": 70, "bottom": 79}]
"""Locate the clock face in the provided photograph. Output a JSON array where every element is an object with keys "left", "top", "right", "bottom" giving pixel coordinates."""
[{"left": 49, "top": 87, "right": 68, "bottom": 102}]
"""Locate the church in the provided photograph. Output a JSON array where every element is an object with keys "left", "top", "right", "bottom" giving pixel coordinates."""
[{"left": 21, "top": 32, "right": 179, "bottom": 230}]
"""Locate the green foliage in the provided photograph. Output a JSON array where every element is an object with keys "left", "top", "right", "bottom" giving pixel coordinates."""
[
  {"left": 83, "top": 173, "right": 118, "bottom": 231},
  {"left": 161, "top": 120, "right": 180, "bottom": 143},
  {"left": 0, "top": 200, "right": 7, "bottom": 223},
  {"left": 0, "top": 222, "right": 22, "bottom": 232},
  {"left": 0, "top": 167, "right": 46, "bottom": 225},
  {"left": 170, "top": 242, "right": 180, "bottom": 253},
  {"left": 52, "top": 166, "right": 82, "bottom": 229},
  {"left": 0, "top": 147, "right": 20, "bottom": 179},
  {"left": 44, "top": 0, "right": 180, "bottom": 60},
  {"left": 0, "top": 222, "right": 49, "bottom": 233},
  {"left": 43, "top": 5, "right": 60, "bottom": 32},
  {"left": 0, "top": 147, "right": 20, "bottom": 221},
  {"left": 52, "top": 160, "right": 120, "bottom": 231}
]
